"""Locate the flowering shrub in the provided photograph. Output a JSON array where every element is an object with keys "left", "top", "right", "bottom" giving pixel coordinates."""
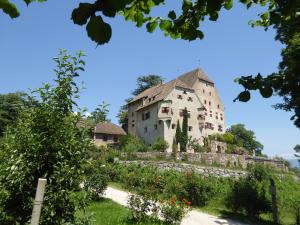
[
  {"left": 128, "top": 194, "right": 156, "bottom": 221},
  {"left": 128, "top": 193, "right": 191, "bottom": 224},
  {"left": 160, "top": 197, "right": 191, "bottom": 225},
  {"left": 181, "top": 171, "right": 216, "bottom": 206}
]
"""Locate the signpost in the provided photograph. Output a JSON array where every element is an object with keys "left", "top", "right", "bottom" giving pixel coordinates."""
[{"left": 30, "top": 178, "right": 47, "bottom": 225}]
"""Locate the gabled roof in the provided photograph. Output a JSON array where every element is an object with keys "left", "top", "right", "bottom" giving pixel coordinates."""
[
  {"left": 133, "top": 78, "right": 194, "bottom": 111},
  {"left": 128, "top": 68, "right": 215, "bottom": 111},
  {"left": 177, "top": 68, "right": 214, "bottom": 87},
  {"left": 94, "top": 122, "right": 126, "bottom": 135}
]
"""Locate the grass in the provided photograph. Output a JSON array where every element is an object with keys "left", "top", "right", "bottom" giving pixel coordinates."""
[{"left": 86, "top": 198, "right": 165, "bottom": 225}]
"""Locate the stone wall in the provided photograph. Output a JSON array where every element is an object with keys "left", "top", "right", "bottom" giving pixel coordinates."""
[
  {"left": 126, "top": 152, "right": 288, "bottom": 172},
  {"left": 120, "top": 160, "right": 247, "bottom": 178},
  {"left": 209, "top": 140, "right": 227, "bottom": 153}
]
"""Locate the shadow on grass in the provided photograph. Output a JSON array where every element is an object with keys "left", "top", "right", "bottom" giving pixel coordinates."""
[{"left": 215, "top": 210, "right": 278, "bottom": 225}]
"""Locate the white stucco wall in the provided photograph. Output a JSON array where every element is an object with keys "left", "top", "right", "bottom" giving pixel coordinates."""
[
  {"left": 161, "top": 87, "right": 205, "bottom": 152},
  {"left": 192, "top": 79, "right": 225, "bottom": 136}
]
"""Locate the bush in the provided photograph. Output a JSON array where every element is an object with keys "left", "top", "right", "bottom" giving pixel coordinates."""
[
  {"left": 119, "top": 134, "right": 149, "bottom": 152},
  {"left": 160, "top": 197, "right": 190, "bottom": 225},
  {"left": 225, "top": 165, "right": 271, "bottom": 217},
  {"left": 181, "top": 171, "right": 216, "bottom": 207},
  {"left": 128, "top": 194, "right": 157, "bottom": 221},
  {"left": 152, "top": 138, "right": 169, "bottom": 152},
  {"left": 128, "top": 193, "right": 190, "bottom": 225},
  {"left": 187, "top": 137, "right": 203, "bottom": 152},
  {"left": 84, "top": 165, "right": 108, "bottom": 200}
]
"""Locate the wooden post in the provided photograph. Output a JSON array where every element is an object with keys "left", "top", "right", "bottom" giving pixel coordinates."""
[
  {"left": 297, "top": 207, "right": 300, "bottom": 225},
  {"left": 30, "top": 178, "right": 47, "bottom": 225},
  {"left": 269, "top": 178, "right": 278, "bottom": 224}
]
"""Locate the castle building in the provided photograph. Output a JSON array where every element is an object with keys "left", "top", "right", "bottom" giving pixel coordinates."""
[{"left": 127, "top": 68, "right": 225, "bottom": 152}]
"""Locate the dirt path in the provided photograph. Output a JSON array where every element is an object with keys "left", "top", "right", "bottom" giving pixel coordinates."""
[{"left": 104, "top": 186, "right": 248, "bottom": 225}]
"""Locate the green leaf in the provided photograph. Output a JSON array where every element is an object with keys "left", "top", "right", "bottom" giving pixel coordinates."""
[
  {"left": 260, "top": 12, "right": 268, "bottom": 21},
  {"left": 101, "top": 0, "right": 118, "bottom": 17},
  {"left": 71, "top": 3, "right": 95, "bottom": 25},
  {"left": 235, "top": 91, "right": 251, "bottom": 102},
  {"left": 159, "top": 20, "right": 172, "bottom": 30},
  {"left": 224, "top": 0, "right": 233, "bottom": 10},
  {"left": 86, "top": 15, "right": 112, "bottom": 45},
  {"left": 146, "top": 20, "right": 158, "bottom": 33},
  {"left": 0, "top": 0, "right": 19, "bottom": 18},
  {"left": 259, "top": 86, "right": 273, "bottom": 98},
  {"left": 23, "top": 0, "right": 46, "bottom": 5},
  {"left": 168, "top": 10, "right": 176, "bottom": 20}
]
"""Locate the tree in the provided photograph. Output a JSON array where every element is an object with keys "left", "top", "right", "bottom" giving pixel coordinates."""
[
  {"left": 175, "top": 120, "right": 182, "bottom": 146},
  {"left": 2, "top": 1, "right": 300, "bottom": 129},
  {"left": 235, "top": 11, "right": 300, "bottom": 128},
  {"left": 132, "top": 75, "right": 164, "bottom": 96},
  {"left": 181, "top": 108, "right": 189, "bottom": 152},
  {"left": 0, "top": 50, "right": 92, "bottom": 224},
  {"left": 90, "top": 101, "right": 110, "bottom": 123},
  {"left": 117, "top": 97, "right": 133, "bottom": 131},
  {"left": 0, "top": 92, "right": 29, "bottom": 136},
  {"left": 117, "top": 75, "right": 163, "bottom": 129},
  {"left": 227, "top": 124, "right": 263, "bottom": 156},
  {"left": 295, "top": 144, "right": 300, "bottom": 164}
]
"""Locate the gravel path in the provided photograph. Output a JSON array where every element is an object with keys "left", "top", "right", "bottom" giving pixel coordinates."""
[{"left": 103, "top": 186, "right": 248, "bottom": 225}]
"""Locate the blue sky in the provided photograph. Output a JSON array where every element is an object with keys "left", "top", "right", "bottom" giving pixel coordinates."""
[{"left": 1, "top": 0, "right": 299, "bottom": 159}]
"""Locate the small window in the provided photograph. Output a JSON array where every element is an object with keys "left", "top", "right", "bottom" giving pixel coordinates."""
[
  {"left": 188, "top": 97, "right": 193, "bottom": 102},
  {"left": 142, "top": 112, "right": 150, "bottom": 120},
  {"left": 132, "top": 112, "right": 134, "bottom": 117},
  {"left": 183, "top": 90, "right": 187, "bottom": 94},
  {"left": 210, "top": 114, "right": 212, "bottom": 117},
  {"left": 179, "top": 110, "right": 183, "bottom": 117},
  {"left": 172, "top": 124, "right": 176, "bottom": 129},
  {"left": 209, "top": 101, "right": 211, "bottom": 106},
  {"left": 218, "top": 125, "right": 223, "bottom": 132},
  {"left": 114, "top": 136, "right": 118, "bottom": 142},
  {"left": 161, "top": 107, "right": 170, "bottom": 113},
  {"left": 216, "top": 116, "right": 218, "bottom": 119},
  {"left": 217, "top": 104, "right": 220, "bottom": 109},
  {"left": 158, "top": 120, "right": 162, "bottom": 124},
  {"left": 144, "top": 127, "right": 148, "bottom": 133},
  {"left": 209, "top": 92, "right": 212, "bottom": 96},
  {"left": 188, "top": 126, "right": 193, "bottom": 131},
  {"left": 154, "top": 124, "right": 158, "bottom": 130},
  {"left": 204, "top": 100, "right": 207, "bottom": 104},
  {"left": 178, "top": 94, "right": 183, "bottom": 99},
  {"left": 221, "top": 117, "right": 223, "bottom": 121},
  {"left": 203, "top": 89, "right": 205, "bottom": 93},
  {"left": 132, "top": 124, "right": 135, "bottom": 127}
]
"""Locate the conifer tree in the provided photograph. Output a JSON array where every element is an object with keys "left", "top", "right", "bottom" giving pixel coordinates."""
[
  {"left": 175, "top": 120, "right": 182, "bottom": 146},
  {"left": 181, "top": 108, "right": 189, "bottom": 152}
]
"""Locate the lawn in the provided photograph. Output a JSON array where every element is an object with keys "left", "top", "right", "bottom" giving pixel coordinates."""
[{"left": 87, "top": 198, "right": 165, "bottom": 225}]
